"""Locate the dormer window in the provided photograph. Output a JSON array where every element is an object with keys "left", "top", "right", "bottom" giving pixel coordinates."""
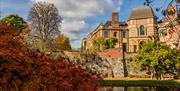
[{"left": 139, "top": 25, "right": 146, "bottom": 36}]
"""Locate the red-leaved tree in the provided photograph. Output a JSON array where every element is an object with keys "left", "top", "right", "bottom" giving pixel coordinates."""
[{"left": 0, "top": 22, "right": 101, "bottom": 91}]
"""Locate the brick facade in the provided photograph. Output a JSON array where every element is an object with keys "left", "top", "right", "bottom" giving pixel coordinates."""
[{"left": 82, "top": 6, "right": 179, "bottom": 52}]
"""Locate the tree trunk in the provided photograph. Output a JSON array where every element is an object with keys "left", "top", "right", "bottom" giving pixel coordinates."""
[{"left": 150, "top": 70, "right": 153, "bottom": 80}]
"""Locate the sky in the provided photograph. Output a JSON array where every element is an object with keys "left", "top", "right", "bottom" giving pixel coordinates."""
[{"left": 0, "top": 0, "right": 171, "bottom": 48}]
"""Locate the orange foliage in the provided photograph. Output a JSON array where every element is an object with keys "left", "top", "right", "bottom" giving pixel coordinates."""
[
  {"left": 55, "top": 34, "right": 72, "bottom": 50},
  {"left": 0, "top": 22, "right": 101, "bottom": 91}
]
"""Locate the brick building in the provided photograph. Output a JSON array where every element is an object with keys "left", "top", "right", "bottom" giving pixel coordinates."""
[
  {"left": 82, "top": 6, "right": 179, "bottom": 52},
  {"left": 82, "top": 12, "right": 128, "bottom": 51},
  {"left": 128, "top": 6, "right": 158, "bottom": 52}
]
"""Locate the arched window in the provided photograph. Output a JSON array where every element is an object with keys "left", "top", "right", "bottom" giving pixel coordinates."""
[
  {"left": 139, "top": 25, "right": 145, "bottom": 35},
  {"left": 104, "top": 30, "right": 109, "bottom": 38}
]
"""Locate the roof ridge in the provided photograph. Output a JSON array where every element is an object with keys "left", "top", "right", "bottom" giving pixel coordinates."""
[{"left": 132, "top": 6, "right": 151, "bottom": 10}]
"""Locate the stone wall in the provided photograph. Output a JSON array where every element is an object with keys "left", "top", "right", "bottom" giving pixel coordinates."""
[{"left": 58, "top": 51, "right": 145, "bottom": 78}]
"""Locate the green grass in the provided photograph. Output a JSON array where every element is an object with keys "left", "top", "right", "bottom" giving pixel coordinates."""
[{"left": 100, "top": 80, "right": 180, "bottom": 87}]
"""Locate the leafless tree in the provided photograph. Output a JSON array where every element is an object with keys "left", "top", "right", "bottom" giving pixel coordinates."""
[
  {"left": 143, "top": 0, "right": 180, "bottom": 49},
  {"left": 28, "top": 1, "right": 62, "bottom": 42}
]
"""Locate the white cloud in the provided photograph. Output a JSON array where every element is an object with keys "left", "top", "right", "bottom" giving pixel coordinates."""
[
  {"left": 31, "top": 0, "right": 124, "bottom": 48},
  {"left": 61, "top": 20, "right": 88, "bottom": 33},
  {"left": 32, "top": 0, "right": 122, "bottom": 20}
]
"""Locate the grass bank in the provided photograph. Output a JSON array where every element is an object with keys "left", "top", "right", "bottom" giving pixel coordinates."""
[{"left": 100, "top": 80, "right": 180, "bottom": 87}]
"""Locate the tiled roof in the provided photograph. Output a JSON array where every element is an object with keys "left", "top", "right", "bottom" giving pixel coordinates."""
[
  {"left": 128, "top": 6, "right": 155, "bottom": 20},
  {"left": 104, "top": 21, "right": 128, "bottom": 26}
]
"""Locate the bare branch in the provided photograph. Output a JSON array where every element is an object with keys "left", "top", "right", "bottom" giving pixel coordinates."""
[{"left": 28, "top": 1, "right": 62, "bottom": 41}]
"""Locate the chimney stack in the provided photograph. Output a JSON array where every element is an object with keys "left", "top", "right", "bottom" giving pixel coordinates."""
[{"left": 112, "top": 12, "right": 119, "bottom": 22}]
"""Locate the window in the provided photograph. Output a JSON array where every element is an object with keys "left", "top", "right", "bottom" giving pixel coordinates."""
[
  {"left": 104, "top": 30, "right": 109, "bottom": 38},
  {"left": 123, "top": 31, "right": 127, "bottom": 38},
  {"left": 139, "top": 25, "right": 146, "bottom": 35},
  {"left": 133, "top": 45, "right": 137, "bottom": 53},
  {"left": 113, "top": 32, "right": 117, "bottom": 37}
]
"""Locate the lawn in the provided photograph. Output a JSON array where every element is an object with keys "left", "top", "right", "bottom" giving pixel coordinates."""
[{"left": 100, "top": 80, "right": 180, "bottom": 87}]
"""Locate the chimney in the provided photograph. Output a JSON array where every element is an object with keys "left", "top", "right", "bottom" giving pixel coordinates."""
[{"left": 112, "top": 12, "right": 119, "bottom": 22}]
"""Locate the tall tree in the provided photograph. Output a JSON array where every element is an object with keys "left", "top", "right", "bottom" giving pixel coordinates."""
[{"left": 28, "top": 2, "right": 62, "bottom": 51}]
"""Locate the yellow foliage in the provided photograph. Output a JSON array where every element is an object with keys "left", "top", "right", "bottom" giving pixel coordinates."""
[
  {"left": 90, "top": 36, "right": 108, "bottom": 51},
  {"left": 55, "top": 34, "right": 71, "bottom": 50}
]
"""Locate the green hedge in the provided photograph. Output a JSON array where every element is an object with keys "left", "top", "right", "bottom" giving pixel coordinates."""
[{"left": 100, "top": 80, "right": 180, "bottom": 87}]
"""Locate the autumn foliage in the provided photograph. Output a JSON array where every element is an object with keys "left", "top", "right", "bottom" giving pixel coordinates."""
[
  {"left": 0, "top": 22, "right": 101, "bottom": 91},
  {"left": 55, "top": 34, "right": 72, "bottom": 50}
]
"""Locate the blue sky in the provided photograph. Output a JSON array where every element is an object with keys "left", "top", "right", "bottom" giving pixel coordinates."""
[{"left": 0, "top": 0, "right": 170, "bottom": 48}]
